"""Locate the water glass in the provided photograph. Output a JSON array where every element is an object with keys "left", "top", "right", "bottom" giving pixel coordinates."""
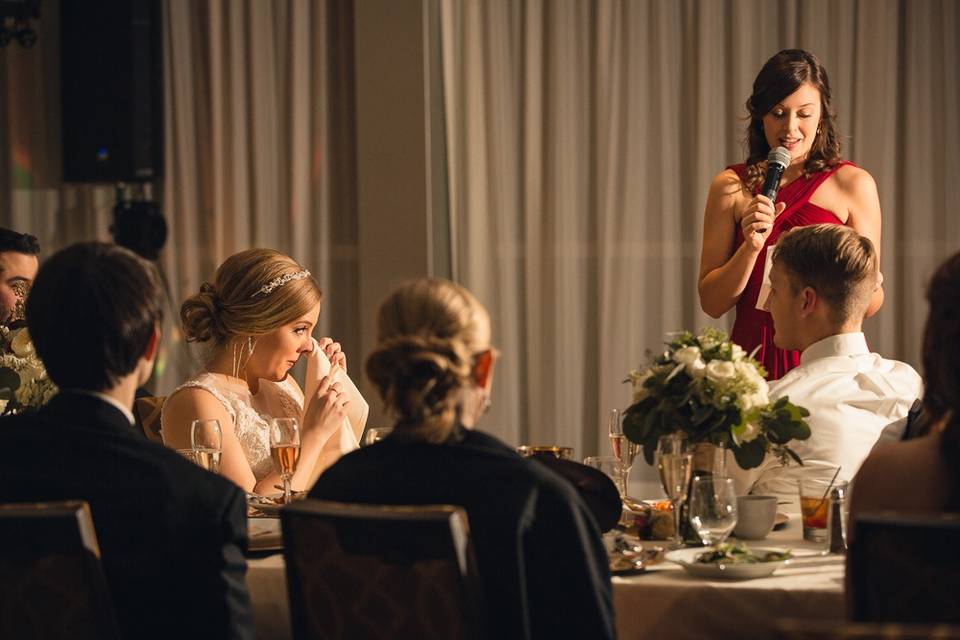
[
  {"left": 190, "top": 419, "right": 222, "bottom": 474},
  {"left": 583, "top": 456, "right": 626, "bottom": 497},
  {"left": 270, "top": 417, "right": 301, "bottom": 504},
  {"left": 688, "top": 475, "right": 738, "bottom": 546}
]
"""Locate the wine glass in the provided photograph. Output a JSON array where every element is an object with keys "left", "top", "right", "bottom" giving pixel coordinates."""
[
  {"left": 608, "top": 409, "right": 640, "bottom": 498},
  {"left": 190, "top": 419, "right": 222, "bottom": 473},
  {"left": 656, "top": 434, "right": 692, "bottom": 548},
  {"left": 688, "top": 475, "right": 738, "bottom": 546},
  {"left": 363, "top": 427, "right": 393, "bottom": 446},
  {"left": 269, "top": 417, "right": 301, "bottom": 504}
]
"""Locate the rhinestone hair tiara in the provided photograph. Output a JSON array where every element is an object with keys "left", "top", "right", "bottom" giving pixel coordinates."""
[{"left": 251, "top": 270, "right": 311, "bottom": 297}]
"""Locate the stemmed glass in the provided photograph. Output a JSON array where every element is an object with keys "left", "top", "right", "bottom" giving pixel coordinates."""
[
  {"left": 608, "top": 409, "right": 640, "bottom": 498},
  {"left": 688, "top": 475, "right": 738, "bottom": 546},
  {"left": 190, "top": 419, "right": 222, "bottom": 473},
  {"left": 269, "top": 417, "right": 301, "bottom": 504},
  {"left": 363, "top": 427, "right": 393, "bottom": 446},
  {"left": 656, "top": 434, "right": 693, "bottom": 548}
]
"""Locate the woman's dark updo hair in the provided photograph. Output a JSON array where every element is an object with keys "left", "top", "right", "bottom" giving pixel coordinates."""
[
  {"left": 180, "top": 248, "right": 321, "bottom": 348},
  {"left": 365, "top": 278, "right": 490, "bottom": 443},
  {"left": 744, "top": 49, "right": 842, "bottom": 192},
  {"left": 920, "top": 251, "right": 960, "bottom": 509}
]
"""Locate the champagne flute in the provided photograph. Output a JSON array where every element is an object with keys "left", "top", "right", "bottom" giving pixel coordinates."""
[
  {"left": 656, "top": 434, "right": 692, "bottom": 548},
  {"left": 190, "top": 419, "right": 222, "bottom": 473},
  {"left": 608, "top": 409, "right": 640, "bottom": 498},
  {"left": 270, "top": 417, "right": 301, "bottom": 504},
  {"left": 688, "top": 475, "right": 738, "bottom": 546}
]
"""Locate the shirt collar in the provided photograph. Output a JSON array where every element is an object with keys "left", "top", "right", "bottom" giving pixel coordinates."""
[
  {"left": 799, "top": 332, "right": 870, "bottom": 365},
  {"left": 70, "top": 390, "right": 136, "bottom": 426}
]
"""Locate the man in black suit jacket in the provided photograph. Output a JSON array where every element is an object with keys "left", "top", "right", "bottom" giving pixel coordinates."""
[{"left": 0, "top": 242, "right": 254, "bottom": 639}]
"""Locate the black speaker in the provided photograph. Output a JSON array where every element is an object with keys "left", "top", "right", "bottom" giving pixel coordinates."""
[{"left": 60, "top": 0, "right": 163, "bottom": 183}]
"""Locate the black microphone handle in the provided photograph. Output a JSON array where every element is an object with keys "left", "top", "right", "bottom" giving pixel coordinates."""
[
  {"left": 761, "top": 162, "right": 786, "bottom": 201},
  {"left": 756, "top": 162, "right": 787, "bottom": 234}
]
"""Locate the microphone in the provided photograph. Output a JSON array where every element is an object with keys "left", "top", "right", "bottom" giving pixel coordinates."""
[
  {"left": 756, "top": 146, "right": 791, "bottom": 234},
  {"left": 761, "top": 146, "right": 791, "bottom": 201}
]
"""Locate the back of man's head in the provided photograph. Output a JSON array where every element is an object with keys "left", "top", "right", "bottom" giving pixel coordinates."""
[
  {"left": 0, "top": 227, "right": 41, "bottom": 256},
  {"left": 773, "top": 224, "right": 877, "bottom": 326},
  {"left": 26, "top": 242, "right": 163, "bottom": 392}
]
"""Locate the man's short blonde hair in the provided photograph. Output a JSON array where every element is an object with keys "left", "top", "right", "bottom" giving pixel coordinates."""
[{"left": 773, "top": 224, "right": 877, "bottom": 325}]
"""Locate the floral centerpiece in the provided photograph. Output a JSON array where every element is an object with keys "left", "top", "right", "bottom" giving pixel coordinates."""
[
  {"left": 623, "top": 328, "right": 810, "bottom": 470},
  {"left": 0, "top": 325, "right": 57, "bottom": 415}
]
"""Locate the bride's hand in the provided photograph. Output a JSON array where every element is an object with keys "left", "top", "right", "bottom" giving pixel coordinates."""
[
  {"left": 302, "top": 373, "right": 349, "bottom": 442},
  {"left": 317, "top": 337, "right": 347, "bottom": 373}
]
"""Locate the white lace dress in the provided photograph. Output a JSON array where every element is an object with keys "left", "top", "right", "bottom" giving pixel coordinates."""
[{"left": 162, "top": 372, "right": 305, "bottom": 482}]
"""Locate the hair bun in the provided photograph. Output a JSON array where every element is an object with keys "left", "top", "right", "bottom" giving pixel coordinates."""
[
  {"left": 366, "top": 334, "right": 472, "bottom": 427},
  {"left": 181, "top": 282, "right": 224, "bottom": 343}
]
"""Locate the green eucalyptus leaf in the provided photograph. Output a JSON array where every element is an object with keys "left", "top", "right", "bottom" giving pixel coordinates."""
[{"left": 732, "top": 438, "right": 766, "bottom": 469}]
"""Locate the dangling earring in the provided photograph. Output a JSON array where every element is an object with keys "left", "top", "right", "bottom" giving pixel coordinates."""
[
  {"left": 817, "top": 126, "right": 822, "bottom": 136},
  {"left": 231, "top": 340, "right": 241, "bottom": 379},
  {"left": 247, "top": 336, "right": 255, "bottom": 355}
]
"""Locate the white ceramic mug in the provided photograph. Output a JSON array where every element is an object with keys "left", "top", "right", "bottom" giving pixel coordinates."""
[{"left": 733, "top": 495, "right": 778, "bottom": 540}]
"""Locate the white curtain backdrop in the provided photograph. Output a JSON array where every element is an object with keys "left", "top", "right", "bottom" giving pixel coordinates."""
[
  {"left": 1, "top": 0, "right": 358, "bottom": 395},
  {"left": 160, "top": 0, "right": 358, "bottom": 393},
  {"left": 438, "top": 0, "right": 960, "bottom": 465}
]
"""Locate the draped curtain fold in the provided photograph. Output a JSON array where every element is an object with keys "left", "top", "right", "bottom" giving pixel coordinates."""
[
  {"left": 438, "top": 0, "right": 960, "bottom": 468},
  {"left": 1, "top": 0, "right": 358, "bottom": 394}
]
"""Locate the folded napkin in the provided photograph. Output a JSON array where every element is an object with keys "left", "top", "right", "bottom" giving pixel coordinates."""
[{"left": 304, "top": 337, "right": 369, "bottom": 483}]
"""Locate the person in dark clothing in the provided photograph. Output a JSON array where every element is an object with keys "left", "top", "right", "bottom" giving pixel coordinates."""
[
  {"left": 0, "top": 242, "right": 254, "bottom": 640},
  {"left": 310, "top": 277, "right": 615, "bottom": 640}
]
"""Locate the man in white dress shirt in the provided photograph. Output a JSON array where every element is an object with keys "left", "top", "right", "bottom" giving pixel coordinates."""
[{"left": 730, "top": 224, "right": 922, "bottom": 502}]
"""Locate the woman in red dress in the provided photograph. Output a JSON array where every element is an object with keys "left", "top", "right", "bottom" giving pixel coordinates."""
[{"left": 698, "top": 49, "right": 884, "bottom": 380}]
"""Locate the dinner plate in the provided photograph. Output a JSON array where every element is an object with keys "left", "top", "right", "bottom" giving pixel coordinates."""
[
  {"left": 246, "top": 491, "right": 306, "bottom": 517},
  {"left": 248, "top": 517, "right": 282, "bottom": 551},
  {"left": 665, "top": 547, "right": 790, "bottom": 580}
]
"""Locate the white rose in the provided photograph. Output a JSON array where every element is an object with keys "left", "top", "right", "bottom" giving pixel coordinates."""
[
  {"left": 706, "top": 360, "right": 736, "bottom": 382},
  {"left": 687, "top": 358, "right": 707, "bottom": 379},
  {"left": 673, "top": 346, "right": 701, "bottom": 367},
  {"left": 631, "top": 370, "right": 653, "bottom": 402},
  {"left": 731, "top": 344, "right": 745, "bottom": 361},
  {"left": 698, "top": 335, "right": 718, "bottom": 351},
  {"left": 10, "top": 329, "right": 34, "bottom": 358}
]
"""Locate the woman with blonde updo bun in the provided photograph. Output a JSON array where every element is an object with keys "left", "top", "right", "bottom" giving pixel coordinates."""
[
  {"left": 162, "top": 248, "right": 358, "bottom": 494},
  {"left": 310, "top": 278, "right": 615, "bottom": 640}
]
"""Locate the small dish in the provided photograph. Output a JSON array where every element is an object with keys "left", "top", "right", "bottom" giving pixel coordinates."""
[{"left": 665, "top": 547, "right": 790, "bottom": 580}]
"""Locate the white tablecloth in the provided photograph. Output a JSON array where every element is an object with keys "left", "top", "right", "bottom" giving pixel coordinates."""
[{"left": 245, "top": 513, "right": 845, "bottom": 640}]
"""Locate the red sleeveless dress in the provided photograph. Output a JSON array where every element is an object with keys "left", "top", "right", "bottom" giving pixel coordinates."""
[{"left": 728, "top": 161, "right": 851, "bottom": 380}]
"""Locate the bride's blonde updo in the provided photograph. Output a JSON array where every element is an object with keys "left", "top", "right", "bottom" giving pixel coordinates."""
[
  {"left": 366, "top": 278, "right": 491, "bottom": 443},
  {"left": 181, "top": 248, "right": 321, "bottom": 346}
]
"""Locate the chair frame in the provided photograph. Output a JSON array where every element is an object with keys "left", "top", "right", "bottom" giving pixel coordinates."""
[
  {"left": 849, "top": 512, "right": 960, "bottom": 623},
  {"left": 0, "top": 500, "right": 120, "bottom": 639},
  {"left": 281, "top": 499, "right": 485, "bottom": 640}
]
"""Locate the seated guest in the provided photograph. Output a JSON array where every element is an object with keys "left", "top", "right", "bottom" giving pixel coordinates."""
[
  {"left": 851, "top": 250, "right": 960, "bottom": 516},
  {"left": 0, "top": 243, "right": 253, "bottom": 640},
  {"left": 310, "top": 278, "right": 615, "bottom": 640},
  {"left": 729, "top": 224, "right": 922, "bottom": 501},
  {"left": 0, "top": 227, "right": 40, "bottom": 325},
  {"left": 162, "top": 248, "right": 365, "bottom": 491}
]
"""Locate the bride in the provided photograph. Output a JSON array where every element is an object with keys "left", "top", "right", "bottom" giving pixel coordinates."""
[{"left": 161, "top": 248, "right": 365, "bottom": 493}]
